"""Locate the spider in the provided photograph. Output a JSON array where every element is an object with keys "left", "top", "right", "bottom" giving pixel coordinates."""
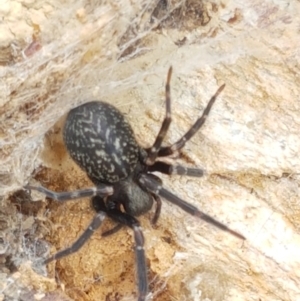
[{"left": 26, "top": 67, "right": 245, "bottom": 301}]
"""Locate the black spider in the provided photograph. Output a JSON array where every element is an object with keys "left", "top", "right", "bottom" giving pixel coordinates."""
[{"left": 26, "top": 67, "right": 245, "bottom": 301}]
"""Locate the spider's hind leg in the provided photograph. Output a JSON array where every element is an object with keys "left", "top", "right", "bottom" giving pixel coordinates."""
[
  {"left": 157, "top": 84, "right": 225, "bottom": 157},
  {"left": 146, "top": 67, "right": 173, "bottom": 165}
]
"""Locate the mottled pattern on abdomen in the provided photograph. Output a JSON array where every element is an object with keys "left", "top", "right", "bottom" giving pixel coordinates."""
[{"left": 64, "top": 101, "right": 139, "bottom": 183}]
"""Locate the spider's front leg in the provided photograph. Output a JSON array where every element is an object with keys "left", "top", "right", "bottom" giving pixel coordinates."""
[
  {"left": 25, "top": 184, "right": 113, "bottom": 263},
  {"left": 139, "top": 174, "right": 245, "bottom": 240},
  {"left": 45, "top": 210, "right": 107, "bottom": 264},
  {"left": 94, "top": 197, "right": 148, "bottom": 301}
]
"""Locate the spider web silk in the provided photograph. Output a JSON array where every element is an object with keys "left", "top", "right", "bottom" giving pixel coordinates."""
[{"left": 1, "top": 0, "right": 300, "bottom": 301}]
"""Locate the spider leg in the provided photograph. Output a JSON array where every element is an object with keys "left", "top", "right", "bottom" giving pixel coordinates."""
[
  {"left": 157, "top": 84, "right": 225, "bottom": 157},
  {"left": 148, "top": 161, "right": 205, "bottom": 177},
  {"left": 100, "top": 193, "right": 162, "bottom": 233},
  {"left": 26, "top": 184, "right": 113, "bottom": 201},
  {"left": 146, "top": 67, "right": 173, "bottom": 165},
  {"left": 139, "top": 174, "right": 245, "bottom": 240},
  {"left": 151, "top": 193, "right": 162, "bottom": 226},
  {"left": 44, "top": 211, "right": 106, "bottom": 264},
  {"left": 142, "top": 174, "right": 162, "bottom": 226},
  {"left": 91, "top": 197, "right": 125, "bottom": 237},
  {"left": 104, "top": 202, "right": 148, "bottom": 301},
  {"left": 101, "top": 224, "right": 124, "bottom": 237}
]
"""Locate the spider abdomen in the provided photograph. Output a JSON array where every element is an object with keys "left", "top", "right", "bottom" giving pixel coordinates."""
[{"left": 63, "top": 101, "right": 139, "bottom": 184}]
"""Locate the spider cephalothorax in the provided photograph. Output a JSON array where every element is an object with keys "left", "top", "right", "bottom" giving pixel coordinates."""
[{"left": 26, "top": 67, "right": 245, "bottom": 301}]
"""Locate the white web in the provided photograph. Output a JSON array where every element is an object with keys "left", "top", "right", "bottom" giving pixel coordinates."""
[{"left": 1, "top": 0, "right": 300, "bottom": 301}]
